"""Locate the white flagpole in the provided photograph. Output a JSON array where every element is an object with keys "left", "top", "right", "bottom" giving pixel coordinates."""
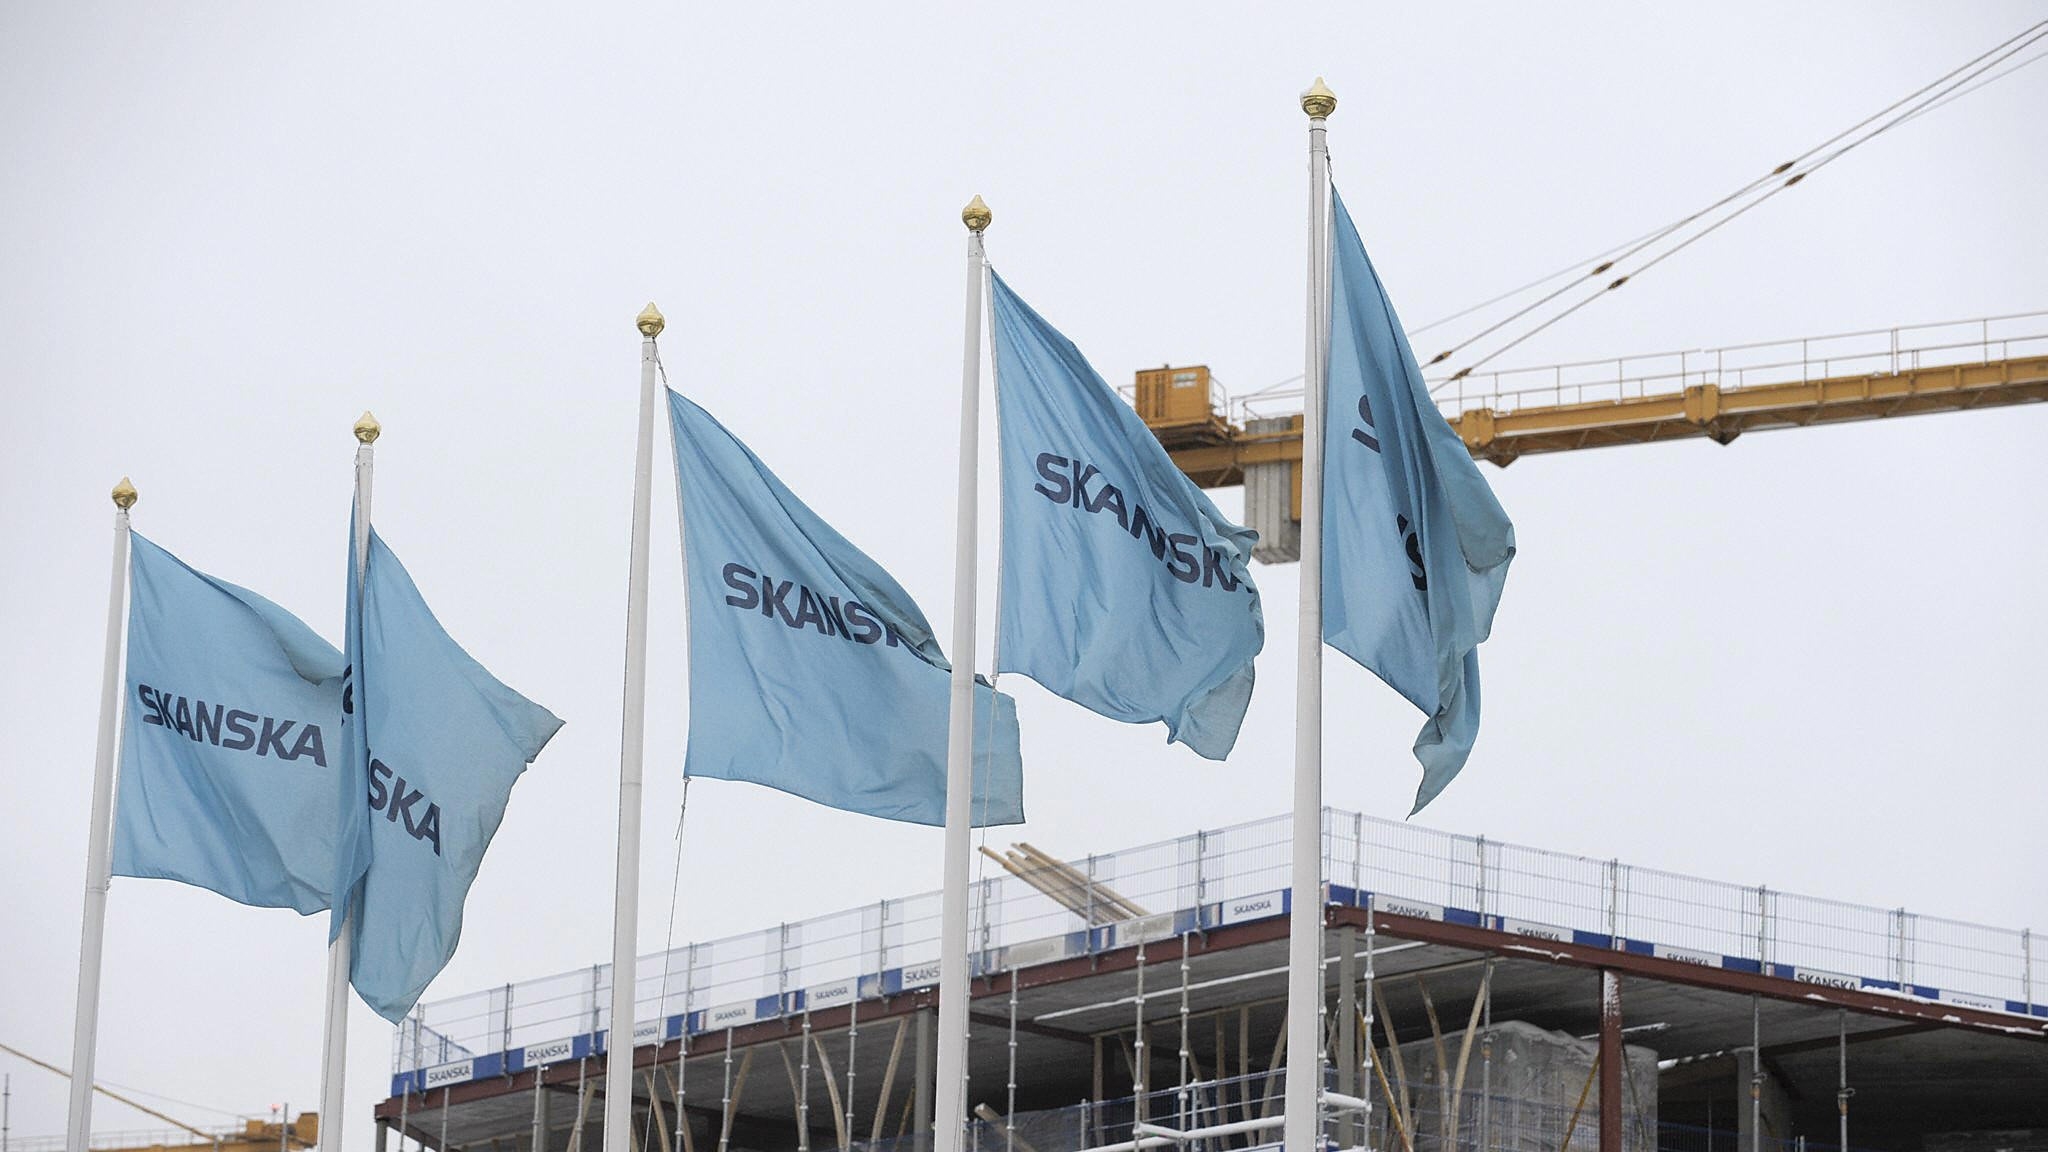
[
  {"left": 317, "top": 413, "right": 380, "bottom": 1152},
  {"left": 606, "top": 302, "right": 665, "bottom": 1152},
  {"left": 1283, "top": 78, "right": 1335, "bottom": 1152},
  {"left": 935, "top": 194, "right": 991, "bottom": 1152},
  {"left": 65, "top": 477, "right": 138, "bottom": 1152}
]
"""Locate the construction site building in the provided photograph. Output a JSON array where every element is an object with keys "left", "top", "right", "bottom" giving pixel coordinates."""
[{"left": 374, "top": 808, "right": 2046, "bottom": 1152}]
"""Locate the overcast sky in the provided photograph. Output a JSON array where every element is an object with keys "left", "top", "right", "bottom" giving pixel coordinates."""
[{"left": 4, "top": 2, "right": 2044, "bottom": 1146}]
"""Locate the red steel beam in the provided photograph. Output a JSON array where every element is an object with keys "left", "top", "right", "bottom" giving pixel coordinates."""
[{"left": 1599, "top": 970, "right": 1622, "bottom": 1152}]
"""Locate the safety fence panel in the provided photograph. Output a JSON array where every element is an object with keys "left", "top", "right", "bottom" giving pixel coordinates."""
[
  {"left": 690, "top": 922, "right": 781, "bottom": 1009},
  {"left": 1196, "top": 813, "right": 1290, "bottom": 907},
  {"left": 1911, "top": 915, "right": 2035, "bottom": 1009},
  {"left": 1485, "top": 841, "right": 1613, "bottom": 939},
  {"left": 1769, "top": 891, "right": 1898, "bottom": 988},
  {"left": 1351, "top": 816, "right": 1476, "bottom": 915},
  {"left": 977, "top": 865, "right": 1083, "bottom": 951},
  {"left": 1611, "top": 865, "right": 1768, "bottom": 967}
]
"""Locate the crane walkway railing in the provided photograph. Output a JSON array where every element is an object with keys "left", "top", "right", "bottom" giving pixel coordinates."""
[
  {"left": 1232, "top": 310, "right": 2048, "bottom": 424},
  {"left": 1431, "top": 309, "right": 2048, "bottom": 418}
]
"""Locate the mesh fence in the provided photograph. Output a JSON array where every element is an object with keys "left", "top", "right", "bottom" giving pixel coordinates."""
[{"left": 397, "top": 807, "right": 2039, "bottom": 1073}]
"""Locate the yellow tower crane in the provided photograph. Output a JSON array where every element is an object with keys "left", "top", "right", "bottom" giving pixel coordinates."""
[
  {"left": 1131, "top": 311, "right": 2048, "bottom": 562},
  {"left": 0, "top": 1042, "right": 315, "bottom": 1152}
]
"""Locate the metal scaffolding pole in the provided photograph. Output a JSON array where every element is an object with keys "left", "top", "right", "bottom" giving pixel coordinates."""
[{"left": 1336, "top": 929, "right": 1357, "bottom": 1149}]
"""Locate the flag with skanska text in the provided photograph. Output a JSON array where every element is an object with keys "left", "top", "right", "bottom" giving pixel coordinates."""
[
  {"left": 669, "top": 388, "right": 1023, "bottom": 826},
  {"left": 334, "top": 523, "right": 562, "bottom": 1021},
  {"left": 1322, "top": 186, "right": 1515, "bottom": 813},
  {"left": 113, "top": 534, "right": 348, "bottom": 914},
  {"left": 990, "top": 270, "right": 1264, "bottom": 760}
]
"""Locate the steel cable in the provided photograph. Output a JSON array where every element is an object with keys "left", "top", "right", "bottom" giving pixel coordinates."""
[{"left": 1424, "top": 19, "right": 2048, "bottom": 385}]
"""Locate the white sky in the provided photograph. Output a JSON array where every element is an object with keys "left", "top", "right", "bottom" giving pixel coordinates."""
[{"left": 3, "top": 2, "right": 2044, "bottom": 1146}]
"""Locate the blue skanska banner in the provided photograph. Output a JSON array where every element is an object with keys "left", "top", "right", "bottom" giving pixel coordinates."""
[
  {"left": 334, "top": 524, "right": 562, "bottom": 1022},
  {"left": 113, "top": 534, "right": 348, "bottom": 914},
  {"left": 668, "top": 389, "right": 1024, "bottom": 826},
  {"left": 1323, "top": 186, "right": 1515, "bottom": 813},
  {"left": 989, "top": 270, "right": 1263, "bottom": 760}
]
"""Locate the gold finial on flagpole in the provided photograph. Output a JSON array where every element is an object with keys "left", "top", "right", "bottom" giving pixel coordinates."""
[
  {"left": 962, "top": 195, "right": 992, "bottom": 233},
  {"left": 1301, "top": 77, "right": 1337, "bottom": 118},
  {"left": 354, "top": 411, "right": 382, "bottom": 444},
  {"left": 111, "top": 477, "right": 138, "bottom": 509},
  {"left": 637, "top": 302, "right": 666, "bottom": 339}
]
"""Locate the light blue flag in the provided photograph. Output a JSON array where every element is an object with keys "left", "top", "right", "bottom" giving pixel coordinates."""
[
  {"left": 335, "top": 526, "right": 562, "bottom": 1021},
  {"left": 1323, "top": 187, "right": 1516, "bottom": 813},
  {"left": 113, "top": 535, "right": 347, "bottom": 914},
  {"left": 989, "top": 271, "right": 1264, "bottom": 760},
  {"left": 669, "top": 389, "right": 1023, "bottom": 826}
]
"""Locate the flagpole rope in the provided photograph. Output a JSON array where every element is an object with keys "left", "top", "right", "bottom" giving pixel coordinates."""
[
  {"left": 645, "top": 774, "right": 694, "bottom": 1152},
  {"left": 647, "top": 339, "right": 697, "bottom": 1152},
  {"left": 981, "top": 256, "right": 1006, "bottom": 700},
  {"left": 976, "top": 255, "right": 1006, "bottom": 860}
]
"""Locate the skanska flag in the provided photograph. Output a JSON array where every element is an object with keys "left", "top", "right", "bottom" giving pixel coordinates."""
[
  {"left": 1323, "top": 187, "right": 1515, "bottom": 813},
  {"left": 112, "top": 534, "right": 348, "bottom": 914},
  {"left": 668, "top": 389, "right": 1024, "bottom": 826},
  {"left": 989, "top": 271, "right": 1264, "bottom": 760},
  {"left": 334, "top": 524, "right": 562, "bottom": 1022}
]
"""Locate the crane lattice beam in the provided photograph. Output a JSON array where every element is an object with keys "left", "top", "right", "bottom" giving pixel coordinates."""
[{"left": 1452, "top": 351, "right": 2048, "bottom": 464}]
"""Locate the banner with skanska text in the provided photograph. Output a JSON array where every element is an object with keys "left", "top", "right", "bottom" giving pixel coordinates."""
[
  {"left": 668, "top": 389, "right": 1023, "bottom": 826},
  {"left": 1322, "top": 186, "right": 1515, "bottom": 813},
  {"left": 990, "top": 270, "right": 1263, "bottom": 760},
  {"left": 334, "top": 524, "right": 562, "bottom": 1022},
  {"left": 113, "top": 534, "right": 347, "bottom": 914}
]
